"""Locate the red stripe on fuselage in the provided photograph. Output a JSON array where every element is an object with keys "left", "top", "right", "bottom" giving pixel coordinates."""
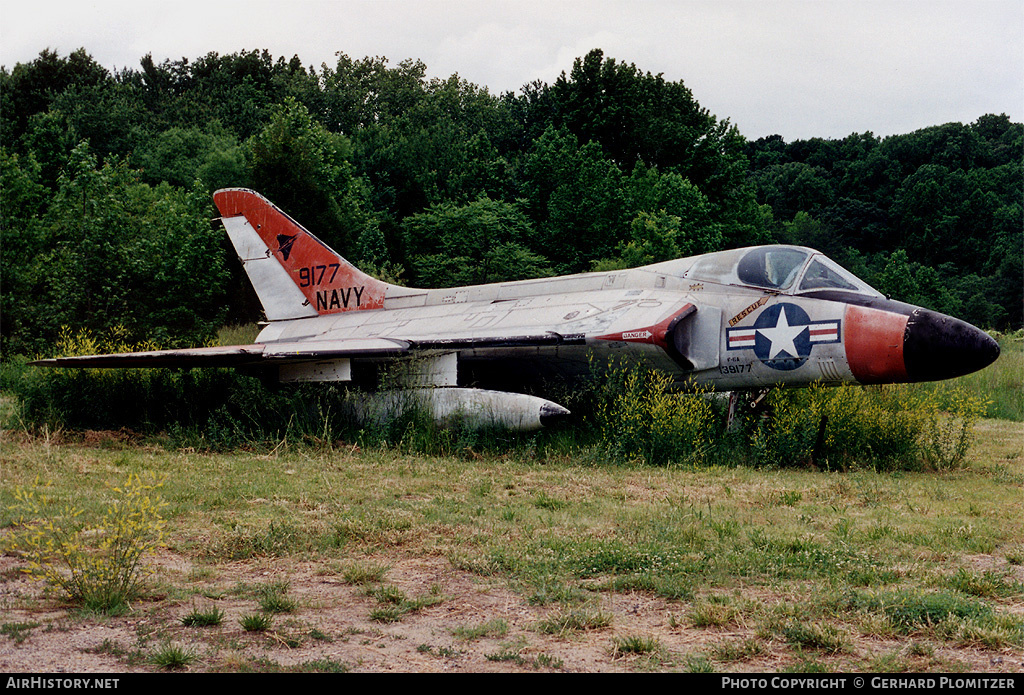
[{"left": 595, "top": 303, "right": 696, "bottom": 350}]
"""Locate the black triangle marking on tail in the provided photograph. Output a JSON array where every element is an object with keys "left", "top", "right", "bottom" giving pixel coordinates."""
[{"left": 276, "top": 234, "right": 297, "bottom": 261}]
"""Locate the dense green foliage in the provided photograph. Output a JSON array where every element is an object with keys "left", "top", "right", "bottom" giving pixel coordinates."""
[{"left": 1, "top": 47, "right": 1020, "bottom": 356}]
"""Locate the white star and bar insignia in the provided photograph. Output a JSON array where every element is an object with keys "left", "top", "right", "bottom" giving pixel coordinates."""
[{"left": 726, "top": 302, "right": 841, "bottom": 371}]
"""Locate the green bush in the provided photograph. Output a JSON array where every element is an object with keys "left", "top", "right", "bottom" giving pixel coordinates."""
[
  {"left": 746, "top": 383, "right": 986, "bottom": 470},
  {"left": 592, "top": 362, "right": 718, "bottom": 466}
]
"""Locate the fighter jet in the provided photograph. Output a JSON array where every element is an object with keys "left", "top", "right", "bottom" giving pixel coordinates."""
[{"left": 32, "top": 188, "right": 1000, "bottom": 431}]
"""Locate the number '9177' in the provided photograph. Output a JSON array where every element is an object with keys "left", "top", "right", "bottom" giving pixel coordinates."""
[{"left": 298, "top": 264, "right": 341, "bottom": 287}]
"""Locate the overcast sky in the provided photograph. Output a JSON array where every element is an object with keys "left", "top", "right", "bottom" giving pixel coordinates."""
[{"left": 1, "top": 0, "right": 1021, "bottom": 141}]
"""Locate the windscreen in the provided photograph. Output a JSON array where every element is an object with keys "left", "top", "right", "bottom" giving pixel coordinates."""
[{"left": 797, "top": 256, "right": 880, "bottom": 295}]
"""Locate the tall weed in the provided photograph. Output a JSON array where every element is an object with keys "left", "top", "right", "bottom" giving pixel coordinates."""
[
  {"left": 592, "top": 362, "right": 717, "bottom": 466},
  {"left": 4, "top": 474, "right": 167, "bottom": 612}
]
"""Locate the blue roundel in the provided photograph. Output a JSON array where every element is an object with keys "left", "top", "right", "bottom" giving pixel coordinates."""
[{"left": 752, "top": 303, "right": 812, "bottom": 371}]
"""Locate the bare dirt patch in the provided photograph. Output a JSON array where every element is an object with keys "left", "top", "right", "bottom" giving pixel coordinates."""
[{"left": 2, "top": 550, "right": 1021, "bottom": 674}]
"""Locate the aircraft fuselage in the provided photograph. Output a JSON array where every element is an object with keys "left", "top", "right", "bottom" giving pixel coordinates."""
[{"left": 252, "top": 252, "right": 998, "bottom": 394}]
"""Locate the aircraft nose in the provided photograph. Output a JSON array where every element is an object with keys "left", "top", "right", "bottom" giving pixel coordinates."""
[{"left": 902, "top": 309, "right": 1000, "bottom": 382}]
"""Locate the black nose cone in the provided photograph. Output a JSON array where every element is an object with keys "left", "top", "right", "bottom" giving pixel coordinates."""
[{"left": 903, "top": 309, "right": 1000, "bottom": 382}]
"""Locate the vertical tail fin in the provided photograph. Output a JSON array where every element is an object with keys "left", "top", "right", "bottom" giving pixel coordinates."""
[{"left": 214, "top": 188, "right": 397, "bottom": 321}]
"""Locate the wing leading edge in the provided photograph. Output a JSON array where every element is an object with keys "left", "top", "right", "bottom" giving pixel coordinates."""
[
  {"left": 26, "top": 332, "right": 595, "bottom": 370},
  {"left": 28, "top": 338, "right": 410, "bottom": 369}
]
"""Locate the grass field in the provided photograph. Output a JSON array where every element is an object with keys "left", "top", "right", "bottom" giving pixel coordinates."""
[
  {"left": 1, "top": 414, "right": 1021, "bottom": 672},
  {"left": 0, "top": 333, "right": 1021, "bottom": 672}
]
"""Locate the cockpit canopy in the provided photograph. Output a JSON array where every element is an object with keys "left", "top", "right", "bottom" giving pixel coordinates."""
[{"left": 648, "top": 245, "right": 881, "bottom": 296}]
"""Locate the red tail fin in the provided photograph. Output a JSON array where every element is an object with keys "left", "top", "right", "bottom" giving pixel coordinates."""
[{"left": 214, "top": 188, "right": 393, "bottom": 317}]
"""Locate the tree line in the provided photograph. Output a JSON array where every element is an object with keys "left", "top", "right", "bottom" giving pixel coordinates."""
[{"left": 1, "top": 47, "right": 1020, "bottom": 355}]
